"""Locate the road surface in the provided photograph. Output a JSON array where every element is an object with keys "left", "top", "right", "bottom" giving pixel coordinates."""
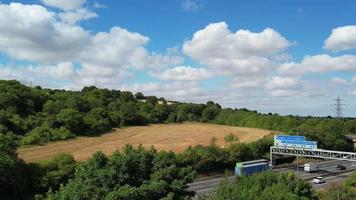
[{"left": 188, "top": 160, "right": 356, "bottom": 196}]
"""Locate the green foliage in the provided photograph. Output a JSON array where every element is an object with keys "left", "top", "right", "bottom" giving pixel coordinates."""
[
  {"left": 84, "top": 107, "right": 111, "bottom": 134},
  {"left": 224, "top": 133, "right": 239, "bottom": 144},
  {"left": 177, "top": 136, "right": 273, "bottom": 173},
  {"left": 0, "top": 133, "right": 17, "bottom": 156},
  {"left": 37, "top": 154, "right": 77, "bottom": 193},
  {"left": 0, "top": 133, "right": 36, "bottom": 199},
  {"left": 199, "top": 171, "right": 313, "bottom": 200},
  {"left": 202, "top": 102, "right": 220, "bottom": 122},
  {"left": 21, "top": 125, "right": 73, "bottom": 145},
  {"left": 55, "top": 109, "right": 84, "bottom": 134},
  {"left": 44, "top": 145, "right": 195, "bottom": 200},
  {"left": 316, "top": 172, "right": 356, "bottom": 200},
  {"left": 215, "top": 109, "right": 354, "bottom": 151}
]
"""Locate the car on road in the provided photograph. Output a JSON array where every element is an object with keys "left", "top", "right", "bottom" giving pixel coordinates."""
[
  {"left": 337, "top": 164, "right": 346, "bottom": 170},
  {"left": 313, "top": 177, "right": 325, "bottom": 184}
]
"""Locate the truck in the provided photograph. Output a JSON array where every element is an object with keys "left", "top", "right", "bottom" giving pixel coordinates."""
[
  {"left": 304, "top": 163, "right": 318, "bottom": 173},
  {"left": 235, "top": 159, "right": 270, "bottom": 176}
]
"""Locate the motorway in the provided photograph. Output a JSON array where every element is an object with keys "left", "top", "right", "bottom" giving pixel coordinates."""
[{"left": 188, "top": 160, "right": 356, "bottom": 196}]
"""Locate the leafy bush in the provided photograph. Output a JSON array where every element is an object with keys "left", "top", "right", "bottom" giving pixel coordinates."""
[{"left": 21, "top": 126, "right": 73, "bottom": 145}]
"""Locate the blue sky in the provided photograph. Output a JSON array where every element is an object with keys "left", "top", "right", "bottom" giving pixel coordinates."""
[{"left": 0, "top": 0, "right": 356, "bottom": 117}]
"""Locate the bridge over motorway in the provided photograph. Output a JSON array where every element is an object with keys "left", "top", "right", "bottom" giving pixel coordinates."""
[{"left": 270, "top": 146, "right": 356, "bottom": 164}]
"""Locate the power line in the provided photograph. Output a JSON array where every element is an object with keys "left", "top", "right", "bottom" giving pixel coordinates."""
[{"left": 335, "top": 96, "right": 344, "bottom": 118}]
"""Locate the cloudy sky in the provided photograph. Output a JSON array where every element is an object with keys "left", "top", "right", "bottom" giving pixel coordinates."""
[{"left": 0, "top": 0, "right": 356, "bottom": 117}]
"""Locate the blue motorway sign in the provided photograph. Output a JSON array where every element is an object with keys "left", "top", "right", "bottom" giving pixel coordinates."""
[
  {"left": 275, "top": 135, "right": 306, "bottom": 141},
  {"left": 275, "top": 139, "right": 317, "bottom": 149}
]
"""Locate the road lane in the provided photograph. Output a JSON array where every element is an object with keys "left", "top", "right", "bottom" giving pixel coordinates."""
[
  {"left": 188, "top": 159, "right": 356, "bottom": 196},
  {"left": 310, "top": 171, "right": 355, "bottom": 189}
]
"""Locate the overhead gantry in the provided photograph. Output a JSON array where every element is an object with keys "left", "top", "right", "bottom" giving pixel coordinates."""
[{"left": 270, "top": 146, "right": 356, "bottom": 166}]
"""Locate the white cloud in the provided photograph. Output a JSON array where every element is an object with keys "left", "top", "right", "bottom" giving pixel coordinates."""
[
  {"left": 268, "top": 87, "right": 326, "bottom": 98},
  {"left": 0, "top": 62, "right": 77, "bottom": 88},
  {"left": 78, "top": 27, "right": 182, "bottom": 70},
  {"left": 279, "top": 54, "right": 356, "bottom": 75},
  {"left": 352, "top": 76, "right": 356, "bottom": 83},
  {"left": 0, "top": 2, "right": 183, "bottom": 89},
  {"left": 266, "top": 76, "right": 299, "bottom": 90},
  {"left": 0, "top": 3, "right": 90, "bottom": 63},
  {"left": 264, "top": 76, "right": 326, "bottom": 97},
  {"left": 93, "top": 1, "right": 107, "bottom": 9},
  {"left": 183, "top": 22, "right": 290, "bottom": 76},
  {"left": 184, "top": 22, "right": 290, "bottom": 59},
  {"left": 42, "top": 0, "right": 86, "bottom": 10},
  {"left": 331, "top": 77, "right": 348, "bottom": 85},
  {"left": 34, "top": 62, "right": 77, "bottom": 80},
  {"left": 182, "top": 0, "right": 202, "bottom": 11},
  {"left": 149, "top": 66, "right": 213, "bottom": 81},
  {"left": 72, "top": 64, "right": 131, "bottom": 89},
  {"left": 59, "top": 8, "right": 98, "bottom": 24},
  {"left": 269, "top": 89, "right": 299, "bottom": 97},
  {"left": 348, "top": 89, "right": 356, "bottom": 95},
  {"left": 324, "top": 25, "right": 356, "bottom": 51},
  {"left": 120, "top": 81, "right": 209, "bottom": 102},
  {"left": 79, "top": 27, "right": 150, "bottom": 69},
  {"left": 230, "top": 78, "right": 260, "bottom": 89}
]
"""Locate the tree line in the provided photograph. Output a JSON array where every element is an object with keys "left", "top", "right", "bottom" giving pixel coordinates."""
[{"left": 0, "top": 80, "right": 354, "bottom": 151}]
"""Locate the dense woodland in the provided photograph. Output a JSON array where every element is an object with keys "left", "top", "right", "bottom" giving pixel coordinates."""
[
  {"left": 1, "top": 80, "right": 356, "bottom": 199},
  {"left": 0, "top": 80, "right": 355, "bottom": 150}
]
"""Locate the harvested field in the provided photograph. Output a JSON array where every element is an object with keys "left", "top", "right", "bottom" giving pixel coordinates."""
[{"left": 18, "top": 123, "right": 274, "bottom": 162}]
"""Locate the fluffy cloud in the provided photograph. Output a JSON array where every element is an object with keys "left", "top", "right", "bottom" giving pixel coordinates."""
[
  {"left": 42, "top": 0, "right": 86, "bottom": 10},
  {"left": 348, "top": 89, "right": 356, "bottom": 95},
  {"left": 269, "top": 89, "right": 299, "bottom": 97},
  {"left": 34, "top": 62, "right": 77, "bottom": 80},
  {"left": 268, "top": 87, "right": 326, "bottom": 98},
  {"left": 266, "top": 76, "right": 299, "bottom": 90},
  {"left": 0, "top": 2, "right": 182, "bottom": 89},
  {"left": 149, "top": 66, "right": 213, "bottom": 81},
  {"left": 264, "top": 76, "right": 325, "bottom": 97},
  {"left": 59, "top": 8, "right": 98, "bottom": 24},
  {"left": 79, "top": 27, "right": 182, "bottom": 70},
  {"left": 324, "top": 25, "right": 356, "bottom": 51},
  {"left": 352, "top": 76, "right": 356, "bottom": 83},
  {"left": 230, "top": 79, "right": 260, "bottom": 89},
  {"left": 120, "top": 81, "right": 209, "bottom": 102},
  {"left": 0, "top": 3, "right": 90, "bottom": 63},
  {"left": 183, "top": 22, "right": 290, "bottom": 76},
  {"left": 0, "top": 62, "right": 77, "bottom": 88},
  {"left": 279, "top": 54, "right": 356, "bottom": 75},
  {"left": 79, "top": 27, "right": 151, "bottom": 69},
  {"left": 331, "top": 77, "right": 348, "bottom": 85}
]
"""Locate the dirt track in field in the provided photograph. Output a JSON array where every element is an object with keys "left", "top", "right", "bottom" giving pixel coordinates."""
[{"left": 18, "top": 123, "right": 273, "bottom": 162}]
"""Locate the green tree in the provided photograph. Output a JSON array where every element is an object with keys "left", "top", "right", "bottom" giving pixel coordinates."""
[
  {"left": 55, "top": 109, "right": 84, "bottom": 134},
  {"left": 84, "top": 108, "right": 111, "bottom": 134}
]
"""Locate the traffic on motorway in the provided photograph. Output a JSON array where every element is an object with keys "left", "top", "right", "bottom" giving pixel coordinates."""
[{"left": 188, "top": 159, "right": 356, "bottom": 195}]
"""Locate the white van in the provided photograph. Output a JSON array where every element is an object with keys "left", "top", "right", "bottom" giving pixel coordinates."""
[{"left": 304, "top": 163, "right": 318, "bottom": 173}]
